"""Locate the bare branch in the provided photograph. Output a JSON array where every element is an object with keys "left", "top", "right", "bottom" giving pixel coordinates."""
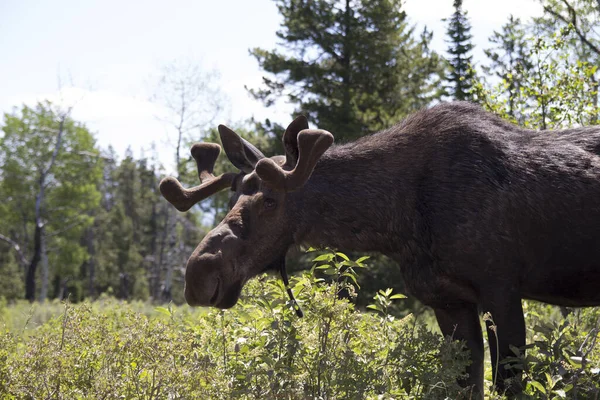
[{"left": 0, "top": 233, "right": 28, "bottom": 266}]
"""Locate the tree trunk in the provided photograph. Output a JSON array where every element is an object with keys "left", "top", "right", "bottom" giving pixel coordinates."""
[
  {"left": 25, "top": 114, "right": 66, "bottom": 301},
  {"left": 25, "top": 222, "right": 43, "bottom": 302},
  {"left": 39, "top": 225, "right": 49, "bottom": 301}
]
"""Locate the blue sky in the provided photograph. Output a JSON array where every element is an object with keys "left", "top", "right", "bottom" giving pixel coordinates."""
[{"left": 0, "top": 0, "right": 543, "bottom": 171}]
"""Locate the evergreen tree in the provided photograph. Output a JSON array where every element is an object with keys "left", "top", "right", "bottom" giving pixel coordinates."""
[
  {"left": 249, "top": 0, "right": 445, "bottom": 140},
  {"left": 444, "top": 0, "right": 476, "bottom": 101},
  {"left": 483, "top": 16, "right": 533, "bottom": 120}
]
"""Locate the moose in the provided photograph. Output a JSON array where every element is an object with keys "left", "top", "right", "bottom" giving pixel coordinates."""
[{"left": 159, "top": 101, "right": 600, "bottom": 398}]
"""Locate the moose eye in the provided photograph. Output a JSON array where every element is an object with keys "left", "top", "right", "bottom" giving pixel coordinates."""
[{"left": 264, "top": 198, "right": 277, "bottom": 210}]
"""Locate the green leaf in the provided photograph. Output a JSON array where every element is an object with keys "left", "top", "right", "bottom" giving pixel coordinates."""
[
  {"left": 155, "top": 307, "right": 171, "bottom": 316},
  {"left": 390, "top": 294, "right": 407, "bottom": 300},
  {"left": 529, "top": 381, "right": 546, "bottom": 394},
  {"left": 312, "top": 254, "right": 333, "bottom": 262}
]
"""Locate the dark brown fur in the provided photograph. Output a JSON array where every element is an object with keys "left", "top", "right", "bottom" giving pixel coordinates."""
[{"left": 162, "top": 102, "right": 600, "bottom": 398}]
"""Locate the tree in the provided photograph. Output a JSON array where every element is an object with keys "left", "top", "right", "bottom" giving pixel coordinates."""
[
  {"left": 475, "top": 25, "right": 599, "bottom": 130},
  {"left": 444, "top": 0, "right": 476, "bottom": 101},
  {"left": 0, "top": 102, "right": 102, "bottom": 301},
  {"left": 151, "top": 60, "right": 226, "bottom": 301},
  {"left": 483, "top": 16, "right": 533, "bottom": 121},
  {"left": 535, "top": 0, "right": 600, "bottom": 123},
  {"left": 249, "top": 0, "right": 445, "bottom": 140}
]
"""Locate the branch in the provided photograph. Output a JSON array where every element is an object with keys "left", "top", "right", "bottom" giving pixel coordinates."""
[
  {"left": 0, "top": 233, "right": 28, "bottom": 266},
  {"left": 44, "top": 113, "right": 68, "bottom": 177},
  {"left": 544, "top": 2, "right": 600, "bottom": 56}
]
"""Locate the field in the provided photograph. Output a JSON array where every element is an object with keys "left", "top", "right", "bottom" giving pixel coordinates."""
[{"left": 1, "top": 253, "right": 599, "bottom": 399}]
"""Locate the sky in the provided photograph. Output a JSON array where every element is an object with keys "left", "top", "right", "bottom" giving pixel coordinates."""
[{"left": 0, "top": 0, "right": 544, "bottom": 172}]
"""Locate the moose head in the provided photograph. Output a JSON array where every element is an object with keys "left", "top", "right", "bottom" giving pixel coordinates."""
[{"left": 160, "top": 116, "right": 333, "bottom": 310}]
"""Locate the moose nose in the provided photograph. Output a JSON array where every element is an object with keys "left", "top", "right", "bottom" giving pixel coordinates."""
[
  {"left": 202, "top": 225, "right": 240, "bottom": 254},
  {"left": 184, "top": 252, "right": 221, "bottom": 307}
]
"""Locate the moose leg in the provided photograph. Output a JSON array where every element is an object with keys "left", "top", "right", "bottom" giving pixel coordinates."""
[
  {"left": 481, "top": 292, "right": 525, "bottom": 396},
  {"left": 434, "top": 303, "right": 484, "bottom": 400}
]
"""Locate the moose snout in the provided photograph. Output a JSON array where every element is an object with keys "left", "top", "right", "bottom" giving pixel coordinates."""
[
  {"left": 184, "top": 226, "right": 242, "bottom": 307},
  {"left": 184, "top": 253, "right": 221, "bottom": 307}
]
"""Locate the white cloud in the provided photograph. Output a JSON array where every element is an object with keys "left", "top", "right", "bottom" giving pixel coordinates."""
[{"left": 4, "top": 87, "right": 177, "bottom": 171}]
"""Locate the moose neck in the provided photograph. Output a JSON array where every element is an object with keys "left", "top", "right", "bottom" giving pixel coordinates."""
[{"left": 291, "top": 135, "right": 418, "bottom": 254}]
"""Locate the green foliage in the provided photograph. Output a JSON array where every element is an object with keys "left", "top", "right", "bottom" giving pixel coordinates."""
[
  {"left": 1, "top": 251, "right": 598, "bottom": 398},
  {"left": 0, "top": 102, "right": 102, "bottom": 300},
  {"left": 475, "top": 25, "right": 599, "bottom": 129},
  {"left": 494, "top": 302, "right": 600, "bottom": 399},
  {"left": 0, "top": 251, "right": 23, "bottom": 300},
  {"left": 444, "top": 0, "right": 476, "bottom": 101},
  {"left": 482, "top": 15, "right": 533, "bottom": 121},
  {"left": 0, "top": 252, "right": 471, "bottom": 399},
  {"left": 250, "top": 0, "right": 445, "bottom": 140}
]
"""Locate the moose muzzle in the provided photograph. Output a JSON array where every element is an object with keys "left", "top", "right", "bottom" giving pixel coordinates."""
[{"left": 184, "top": 224, "right": 242, "bottom": 308}]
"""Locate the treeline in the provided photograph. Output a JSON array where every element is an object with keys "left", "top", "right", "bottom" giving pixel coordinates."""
[
  {"left": 0, "top": 0, "right": 599, "bottom": 303},
  {"left": 0, "top": 104, "right": 202, "bottom": 303}
]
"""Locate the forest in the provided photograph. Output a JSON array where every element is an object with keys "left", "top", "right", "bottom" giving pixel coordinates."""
[{"left": 1, "top": 0, "right": 600, "bottom": 398}]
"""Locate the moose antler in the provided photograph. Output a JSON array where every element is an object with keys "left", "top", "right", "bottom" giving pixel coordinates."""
[
  {"left": 160, "top": 143, "right": 237, "bottom": 212},
  {"left": 255, "top": 129, "right": 333, "bottom": 192}
]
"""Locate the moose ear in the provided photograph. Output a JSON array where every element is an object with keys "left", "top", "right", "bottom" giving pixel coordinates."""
[
  {"left": 218, "top": 125, "right": 265, "bottom": 173},
  {"left": 282, "top": 115, "right": 309, "bottom": 167}
]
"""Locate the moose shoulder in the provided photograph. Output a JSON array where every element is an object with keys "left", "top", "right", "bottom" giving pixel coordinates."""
[{"left": 160, "top": 101, "right": 600, "bottom": 398}]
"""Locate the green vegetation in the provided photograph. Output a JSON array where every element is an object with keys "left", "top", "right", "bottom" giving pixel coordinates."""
[
  {"left": 1, "top": 1, "right": 600, "bottom": 398},
  {"left": 444, "top": 0, "right": 476, "bottom": 101},
  {"left": 249, "top": 0, "right": 445, "bottom": 140},
  {"left": 1, "top": 252, "right": 598, "bottom": 399}
]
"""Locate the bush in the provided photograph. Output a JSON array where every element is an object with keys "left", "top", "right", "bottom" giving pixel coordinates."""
[
  {"left": 1, "top": 251, "right": 598, "bottom": 399},
  {"left": 0, "top": 252, "right": 470, "bottom": 399}
]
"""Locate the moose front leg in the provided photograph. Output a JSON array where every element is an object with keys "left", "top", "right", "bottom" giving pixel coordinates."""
[
  {"left": 434, "top": 303, "right": 484, "bottom": 400},
  {"left": 481, "top": 292, "right": 526, "bottom": 396}
]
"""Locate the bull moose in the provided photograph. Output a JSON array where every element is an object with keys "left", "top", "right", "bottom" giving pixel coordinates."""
[{"left": 159, "top": 101, "right": 600, "bottom": 398}]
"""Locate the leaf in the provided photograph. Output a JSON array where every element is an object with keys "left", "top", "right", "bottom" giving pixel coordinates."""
[
  {"left": 342, "top": 272, "right": 359, "bottom": 286},
  {"left": 155, "top": 307, "right": 171, "bottom": 317},
  {"left": 312, "top": 254, "right": 333, "bottom": 262},
  {"left": 335, "top": 252, "right": 350, "bottom": 261},
  {"left": 390, "top": 294, "right": 407, "bottom": 300},
  {"left": 529, "top": 380, "right": 546, "bottom": 394},
  {"left": 355, "top": 256, "right": 370, "bottom": 265}
]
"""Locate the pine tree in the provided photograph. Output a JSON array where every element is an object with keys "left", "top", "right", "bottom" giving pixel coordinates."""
[
  {"left": 483, "top": 16, "right": 533, "bottom": 120},
  {"left": 444, "top": 0, "right": 476, "bottom": 101},
  {"left": 249, "top": 0, "right": 445, "bottom": 140}
]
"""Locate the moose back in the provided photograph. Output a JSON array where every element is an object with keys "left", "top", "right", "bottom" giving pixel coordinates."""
[{"left": 160, "top": 101, "right": 600, "bottom": 398}]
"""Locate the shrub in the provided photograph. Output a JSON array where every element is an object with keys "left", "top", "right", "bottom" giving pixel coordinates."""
[{"left": 0, "top": 252, "right": 470, "bottom": 399}]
